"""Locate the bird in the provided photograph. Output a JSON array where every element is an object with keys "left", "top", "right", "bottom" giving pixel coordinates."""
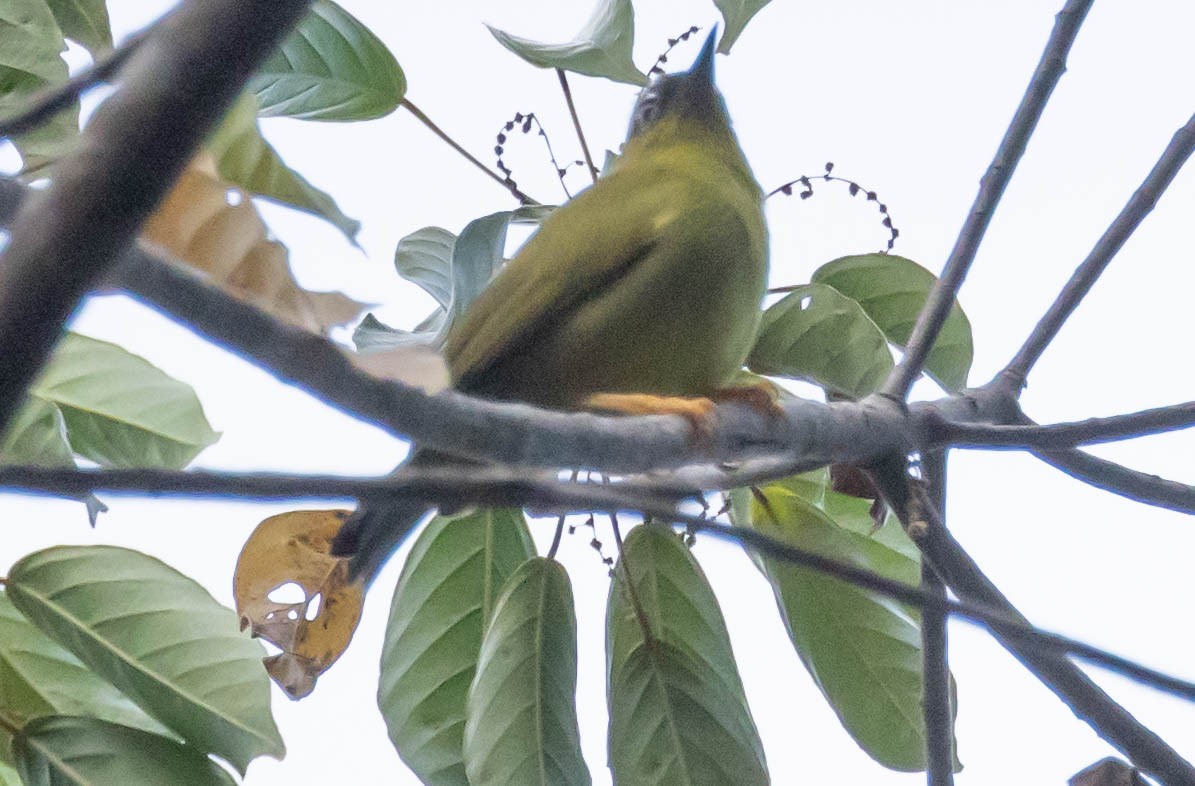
[{"left": 332, "top": 27, "right": 769, "bottom": 583}]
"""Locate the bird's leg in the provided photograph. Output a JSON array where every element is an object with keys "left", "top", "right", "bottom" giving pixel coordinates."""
[
  {"left": 706, "top": 380, "right": 786, "bottom": 419},
  {"left": 584, "top": 381, "right": 785, "bottom": 442}
]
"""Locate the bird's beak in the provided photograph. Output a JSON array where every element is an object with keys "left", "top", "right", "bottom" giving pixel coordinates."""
[{"left": 690, "top": 26, "right": 718, "bottom": 85}]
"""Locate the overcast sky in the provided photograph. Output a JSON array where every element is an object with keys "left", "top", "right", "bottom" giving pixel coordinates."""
[{"left": 3, "top": 1, "right": 1195, "bottom": 784}]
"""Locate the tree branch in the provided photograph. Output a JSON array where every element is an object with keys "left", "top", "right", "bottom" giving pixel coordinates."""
[
  {"left": 0, "top": 0, "right": 313, "bottom": 437},
  {"left": 881, "top": 0, "right": 1094, "bottom": 400},
  {"left": 887, "top": 479, "right": 1195, "bottom": 782},
  {"left": 2, "top": 462, "right": 1193, "bottom": 709},
  {"left": 929, "top": 400, "right": 1195, "bottom": 449},
  {"left": 1033, "top": 443, "right": 1195, "bottom": 516},
  {"left": 1001, "top": 111, "right": 1195, "bottom": 387},
  {"left": 921, "top": 450, "right": 955, "bottom": 785}
]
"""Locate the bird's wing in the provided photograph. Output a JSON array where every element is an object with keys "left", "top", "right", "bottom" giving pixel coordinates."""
[{"left": 444, "top": 164, "right": 679, "bottom": 387}]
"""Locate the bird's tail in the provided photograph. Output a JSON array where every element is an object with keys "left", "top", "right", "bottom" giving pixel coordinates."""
[
  {"left": 331, "top": 450, "right": 436, "bottom": 584},
  {"left": 331, "top": 496, "right": 430, "bottom": 584}
]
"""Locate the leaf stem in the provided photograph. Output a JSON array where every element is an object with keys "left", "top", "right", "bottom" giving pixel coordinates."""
[
  {"left": 400, "top": 98, "right": 539, "bottom": 205},
  {"left": 556, "top": 69, "right": 598, "bottom": 183}
]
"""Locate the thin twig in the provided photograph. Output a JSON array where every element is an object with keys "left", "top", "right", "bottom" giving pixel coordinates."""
[
  {"left": 931, "top": 400, "right": 1195, "bottom": 449},
  {"left": 881, "top": 0, "right": 1095, "bottom": 400},
  {"left": 921, "top": 451, "right": 955, "bottom": 785},
  {"left": 1001, "top": 111, "right": 1195, "bottom": 387},
  {"left": 0, "top": 0, "right": 313, "bottom": 438},
  {"left": 0, "top": 33, "right": 146, "bottom": 140},
  {"left": 1034, "top": 444, "right": 1195, "bottom": 515},
  {"left": 3, "top": 462, "right": 1193, "bottom": 708},
  {"left": 556, "top": 69, "right": 598, "bottom": 183},
  {"left": 400, "top": 98, "right": 539, "bottom": 205}
]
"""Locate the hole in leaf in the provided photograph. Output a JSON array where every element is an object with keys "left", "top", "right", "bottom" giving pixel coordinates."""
[{"left": 268, "top": 581, "right": 306, "bottom": 605}]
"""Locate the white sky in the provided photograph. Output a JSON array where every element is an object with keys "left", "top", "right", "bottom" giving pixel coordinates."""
[{"left": 3, "top": 1, "right": 1195, "bottom": 784}]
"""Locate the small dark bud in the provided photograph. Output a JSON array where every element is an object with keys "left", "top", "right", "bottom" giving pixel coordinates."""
[
  {"left": 825, "top": 162, "right": 834, "bottom": 173},
  {"left": 557, "top": 169, "right": 566, "bottom": 177},
  {"left": 668, "top": 38, "right": 677, "bottom": 46},
  {"left": 504, "top": 121, "right": 514, "bottom": 131},
  {"left": 867, "top": 191, "right": 877, "bottom": 200},
  {"left": 799, "top": 176, "right": 811, "bottom": 188},
  {"left": 494, "top": 145, "right": 503, "bottom": 155},
  {"left": 882, "top": 217, "right": 892, "bottom": 228},
  {"left": 780, "top": 184, "right": 793, "bottom": 195},
  {"left": 589, "top": 538, "right": 601, "bottom": 549},
  {"left": 497, "top": 133, "right": 506, "bottom": 144},
  {"left": 522, "top": 119, "right": 533, "bottom": 133},
  {"left": 513, "top": 112, "right": 524, "bottom": 122},
  {"left": 800, "top": 190, "right": 813, "bottom": 199},
  {"left": 848, "top": 183, "right": 859, "bottom": 196},
  {"left": 659, "top": 54, "right": 668, "bottom": 63},
  {"left": 879, "top": 204, "right": 887, "bottom": 212}
]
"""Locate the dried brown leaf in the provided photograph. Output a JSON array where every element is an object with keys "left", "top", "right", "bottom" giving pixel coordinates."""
[
  {"left": 144, "top": 155, "right": 366, "bottom": 333},
  {"left": 233, "top": 509, "right": 364, "bottom": 699}
]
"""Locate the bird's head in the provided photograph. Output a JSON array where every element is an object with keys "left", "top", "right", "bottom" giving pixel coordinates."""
[{"left": 626, "top": 27, "right": 731, "bottom": 142}]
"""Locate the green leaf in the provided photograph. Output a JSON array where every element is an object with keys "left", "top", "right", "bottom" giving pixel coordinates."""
[
  {"left": 6, "top": 546, "right": 284, "bottom": 773},
  {"left": 747, "top": 283, "right": 893, "bottom": 398},
  {"left": 208, "top": 94, "right": 360, "bottom": 241},
  {"left": 394, "top": 226, "right": 457, "bottom": 310},
  {"left": 812, "top": 254, "right": 974, "bottom": 391},
  {"left": 607, "top": 525, "right": 767, "bottom": 785},
  {"left": 729, "top": 479, "right": 958, "bottom": 771},
  {"left": 379, "top": 509, "right": 536, "bottom": 786},
  {"left": 0, "top": 0, "right": 76, "bottom": 170},
  {"left": 0, "top": 0, "right": 65, "bottom": 80},
  {"left": 0, "top": 759, "right": 16, "bottom": 785},
  {"left": 0, "top": 398, "right": 72, "bottom": 467},
  {"left": 44, "top": 0, "right": 112, "bottom": 54},
  {"left": 714, "top": 0, "right": 771, "bottom": 53},
  {"left": 0, "top": 592, "right": 170, "bottom": 764},
  {"left": 487, "top": 0, "right": 648, "bottom": 86},
  {"left": 249, "top": 0, "right": 404, "bottom": 120},
  {"left": 14, "top": 716, "right": 235, "bottom": 786},
  {"left": 29, "top": 332, "right": 219, "bottom": 469},
  {"left": 463, "top": 558, "right": 588, "bottom": 786}
]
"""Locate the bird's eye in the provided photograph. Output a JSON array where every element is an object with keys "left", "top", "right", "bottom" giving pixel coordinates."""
[{"left": 633, "top": 94, "right": 658, "bottom": 132}]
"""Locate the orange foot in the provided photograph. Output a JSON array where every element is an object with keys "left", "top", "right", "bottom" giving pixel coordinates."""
[
  {"left": 584, "top": 392, "right": 718, "bottom": 442},
  {"left": 708, "top": 380, "right": 787, "bottom": 420}
]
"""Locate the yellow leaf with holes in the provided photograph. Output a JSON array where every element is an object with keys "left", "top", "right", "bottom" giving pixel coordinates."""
[
  {"left": 143, "top": 155, "right": 366, "bottom": 333},
  {"left": 234, "top": 509, "right": 364, "bottom": 699}
]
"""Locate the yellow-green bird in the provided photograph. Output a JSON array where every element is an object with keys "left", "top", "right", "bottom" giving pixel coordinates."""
[{"left": 334, "top": 28, "right": 768, "bottom": 582}]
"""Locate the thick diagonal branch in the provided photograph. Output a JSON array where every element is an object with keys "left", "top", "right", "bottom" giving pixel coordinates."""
[
  {"left": 0, "top": 0, "right": 313, "bottom": 436},
  {"left": 882, "top": 0, "right": 1093, "bottom": 400}
]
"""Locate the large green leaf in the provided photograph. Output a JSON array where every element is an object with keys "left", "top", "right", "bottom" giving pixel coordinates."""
[
  {"left": 747, "top": 283, "right": 893, "bottom": 398},
  {"left": 249, "top": 0, "right": 404, "bottom": 120},
  {"left": 812, "top": 254, "right": 973, "bottom": 391},
  {"left": 6, "top": 547, "right": 284, "bottom": 773},
  {"left": 29, "top": 332, "right": 219, "bottom": 469},
  {"left": 0, "top": 759, "right": 16, "bottom": 785},
  {"left": 487, "top": 0, "right": 648, "bottom": 86},
  {"left": 379, "top": 509, "right": 536, "bottom": 786},
  {"left": 714, "top": 0, "right": 771, "bottom": 53},
  {"left": 729, "top": 479, "right": 959, "bottom": 771},
  {"left": 0, "top": 592, "right": 169, "bottom": 764},
  {"left": 44, "top": 0, "right": 112, "bottom": 54},
  {"left": 463, "top": 558, "right": 588, "bottom": 786},
  {"left": 14, "top": 716, "right": 235, "bottom": 786},
  {"left": 607, "top": 525, "right": 767, "bottom": 785},
  {"left": 0, "top": 398, "right": 72, "bottom": 468},
  {"left": 208, "top": 94, "right": 360, "bottom": 241},
  {"left": 0, "top": 0, "right": 76, "bottom": 170}
]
